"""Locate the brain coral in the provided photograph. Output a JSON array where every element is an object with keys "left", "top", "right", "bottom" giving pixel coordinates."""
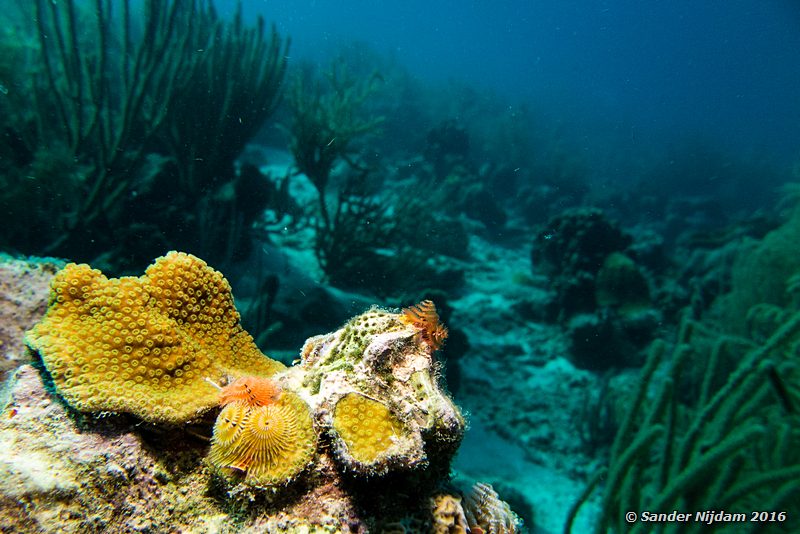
[
  {"left": 25, "top": 251, "right": 285, "bottom": 423},
  {"left": 209, "top": 389, "right": 316, "bottom": 487}
]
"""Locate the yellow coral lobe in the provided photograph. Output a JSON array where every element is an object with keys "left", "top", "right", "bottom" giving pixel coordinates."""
[
  {"left": 219, "top": 376, "right": 282, "bottom": 407},
  {"left": 24, "top": 252, "right": 285, "bottom": 423},
  {"left": 333, "top": 392, "right": 404, "bottom": 465},
  {"left": 208, "top": 391, "right": 315, "bottom": 487}
]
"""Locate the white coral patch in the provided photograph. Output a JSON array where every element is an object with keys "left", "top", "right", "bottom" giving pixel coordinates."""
[{"left": 0, "top": 442, "right": 78, "bottom": 497}]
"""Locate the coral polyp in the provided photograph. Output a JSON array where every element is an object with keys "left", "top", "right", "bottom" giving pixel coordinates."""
[{"left": 332, "top": 392, "right": 405, "bottom": 466}]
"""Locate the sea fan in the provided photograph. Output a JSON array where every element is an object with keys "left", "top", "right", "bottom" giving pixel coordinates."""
[{"left": 400, "top": 299, "right": 449, "bottom": 350}]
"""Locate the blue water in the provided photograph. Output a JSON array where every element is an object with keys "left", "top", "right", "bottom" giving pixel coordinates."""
[
  {"left": 4, "top": 1, "right": 800, "bottom": 531},
  {"left": 227, "top": 0, "right": 800, "bottom": 163}
]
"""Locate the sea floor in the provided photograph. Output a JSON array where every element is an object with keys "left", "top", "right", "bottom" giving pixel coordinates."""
[{"left": 257, "top": 152, "right": 608, "bottom": 532}]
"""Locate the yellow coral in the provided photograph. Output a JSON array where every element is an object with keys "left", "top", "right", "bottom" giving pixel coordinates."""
[
  {"left": 209, "top": 390, "right": 316, "bottom": 486},
  {"left": 332, "top": 392, "right": 404, "bottom": 465},
  {"left": 25, "top": 252, "right": 285, "bottom": 423}
]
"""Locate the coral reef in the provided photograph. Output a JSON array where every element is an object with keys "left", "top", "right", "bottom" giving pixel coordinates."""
[
  {"left": 25, "top": 252, "right": 285, "bottom": 423},
  {"left": 532, "top": 208, "right": 661, "bottom": 369},
  {"left": 714, "top": 199, "right": 800, "bottom": 334},
  {"left": 594, "top": 252, "right": 651, "bottom": 313},
  {"left": 1, "top": 0, "right": 288, "bottom": 269},
  {"left": 568, "top": 314, "right": 800, "bottom": 533},
  {"left": 534, "top": 208, "right": 632, "bottom": 285},
  {"left": 13, "top": 252, "right": 479, "bottom": 530}
]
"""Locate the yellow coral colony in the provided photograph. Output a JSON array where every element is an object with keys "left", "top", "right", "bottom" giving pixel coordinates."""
[
  {"left": 25, "top": 251, "right": 285, "bottom": 423},
  {"left": 209, "top": 388, "right": 316, "bottom": 486},
  {"left": 332, "top": 392, "right": 405, "bottom": 465}
]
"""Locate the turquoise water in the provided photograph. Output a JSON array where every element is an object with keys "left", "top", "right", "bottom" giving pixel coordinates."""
[{"left": 1, "top": 1, "right": 799, "bottom": 532}]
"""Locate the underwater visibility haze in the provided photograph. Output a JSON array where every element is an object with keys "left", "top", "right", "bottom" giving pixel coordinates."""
[{"left": 1, "top": 0, "right": 800, "bottom": 532}]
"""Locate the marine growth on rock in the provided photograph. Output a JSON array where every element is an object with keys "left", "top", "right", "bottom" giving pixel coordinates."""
[
  {"left": 25, "top": 252, "right": 285, "bottom": 423},
  {"left": 24, "top": 253, "right": 466, "bottom": 491}
]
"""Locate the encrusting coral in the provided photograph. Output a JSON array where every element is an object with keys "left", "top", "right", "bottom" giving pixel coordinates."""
[
  {"left": 294, "top": 301, "right": 465, "bottom": 476},
  {"left": 17, "top": 252, "right": 485, "bottom": 528},
  {"left": 25, "top": 251, "right": 285, "bottom": 423},
  {"left": 332, "top": 392, "right": 405, "bottom": 465}
]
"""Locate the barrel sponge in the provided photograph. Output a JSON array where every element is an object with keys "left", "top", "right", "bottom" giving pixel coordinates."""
[
  {"left": 24, "top": 251, "right": 285, "bottom": 424},
  {"left": 332, "top": 392, "right": 405, "bottom": 465},
  {"left": 208, "top": 390, "right": 316, "bottom": 486}
]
